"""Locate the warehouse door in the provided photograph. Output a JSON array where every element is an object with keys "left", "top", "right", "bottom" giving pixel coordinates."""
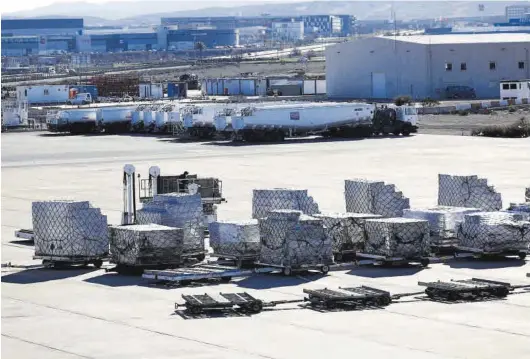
[{"left": 371, "top": 73, "right": 387, "bottom": 99}]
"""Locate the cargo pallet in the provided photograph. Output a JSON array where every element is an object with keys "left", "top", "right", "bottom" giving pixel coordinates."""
[
  {"left": 34, "top": 254, "right": 107, "bottom": 269},
  {"left": 419, "top": 278, "right": 519, "bottom": 301},
  {"left": 355, "top": 252, "right": 431, "bottom": 267},
  {"left": 14, "top": 229, "right": 35, "bottom": 241},
  {"left": 303, "top": 286, "right": 393, "bottom": 309},
  {"left": 455, "top": 247, "right": 527, "bottom": 260},
  {"left": 175, "top": 292, "right": 302, "bottom": 315},
  {"left": 255, "top": 262, "right": 332, "bottom": 276}
]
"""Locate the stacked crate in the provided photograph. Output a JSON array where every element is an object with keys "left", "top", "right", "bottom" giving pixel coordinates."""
[
  {"left": 208, "top": 220, "right": 261, "bottom": 258},
  {"left": 252, "top": 188, "right": 320, "bottom": 219}
]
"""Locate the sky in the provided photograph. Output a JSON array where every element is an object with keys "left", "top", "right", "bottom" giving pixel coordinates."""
[{"left": 1, "top": 0, "right": 503, "bottom": 14}]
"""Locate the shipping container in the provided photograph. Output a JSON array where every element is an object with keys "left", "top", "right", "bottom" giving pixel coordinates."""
[
  {"left": 17, "top": 85, "right": 70, "bottom": 104},
  {"left": 139, "top": 83, "right": 163, "bottom": 99},
  {"left": 167, "top": 82, "right": 188, "bottom": 98}
]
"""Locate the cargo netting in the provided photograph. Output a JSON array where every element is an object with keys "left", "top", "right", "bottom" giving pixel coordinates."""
[
  {"left": 252, "top": 189, "right": 320, "bottom": 219},
  {"left": 364, "top": 218, "right": 431, "bottom": 258},
  {"left": 109, "top": 224, "right": 183, "bottom": 266},
  {"left": 526, "top": 187, "right": 530, "bottom": 202},
  {"left": 136, "top": 193, "right": 205, "bottom": 254},
  {"left": 313, "top": 212, "right": 382, "bottom": 254},
  {"left": 344, "top": 179, "right": 410, "bottom": 218},
  {"left": 438, "top": 174, "right": 502, "bottom": 211},
  {"left": 457, "top": 212, "right": 530, "bottom": 252},
  {"left": 208, "top": 220, "right": 261, "bottom": 258},
  {"left": 403, "top": 206, "right": 480, "bottom": 247},
  {"left": 32, "top": 200, "right": 109, "bottom": 258},
  {"left": 258, "top": 210, "right": 333, "bottom": 268}
]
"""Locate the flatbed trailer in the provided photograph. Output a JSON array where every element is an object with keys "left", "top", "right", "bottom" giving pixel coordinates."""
[
  {"left": 303, "top": 286, "right": 393, "bottom": 309},
  {"left": 356, "top": 252, "right": 431, "bottom": 267},
  {"left": 34, "top": 254, "right": 106, "bottom": 269},
  {"left": 418, "top": 278, "right": 527, "bottom": 301},
  {"left": 455, "top": 246, "right": 527, "bottom": 260},
  {"left": 175, "top": 292, "right": 303, "bottom": 315}
]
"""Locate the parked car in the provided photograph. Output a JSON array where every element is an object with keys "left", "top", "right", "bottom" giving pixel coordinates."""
[
  {"left": 67, "top": 93, "right": 93, "bottom": 105},
  {"left": 445, "top": 85, "right": 476, "bottom": 99}
]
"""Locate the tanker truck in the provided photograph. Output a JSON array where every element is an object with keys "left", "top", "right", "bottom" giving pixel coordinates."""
[{"left": 217, "top": 102, "right": 418, "bottom": 142}]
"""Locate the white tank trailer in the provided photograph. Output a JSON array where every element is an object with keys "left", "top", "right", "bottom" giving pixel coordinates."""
[
  {"left": 182, "top": 104, "right": 221, "bottom": 139},
  {"left": 100, "top": 107, "right": 134, "bottom": 133},
  {"left": 51, "top": 109, "right": 101, "bottom": 134},
  {"left": 227, "top": 102, "right": 418, "bottom": 142}
]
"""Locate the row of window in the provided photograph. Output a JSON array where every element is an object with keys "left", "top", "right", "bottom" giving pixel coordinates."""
[{"left": 445, "top": 61, "right": 525, "bottom": 72}]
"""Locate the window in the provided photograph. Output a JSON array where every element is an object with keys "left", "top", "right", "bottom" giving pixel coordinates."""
[
  {"left": 510, "top": 84, "right": 517, "bottom": 90},
  {"left": 502, "top": 84, "right": 510, "bottom": 90},
  {"left": 445, "top": 62, "right": 452, "bottom": 71},
  {"left": 460, "top": 62, "right": 467, "bottom": 71},
  {"left": 519, "top": 61, "right": 525, "bottom": 69},
  {"left": 44, "top": 89, "right": 49, "bottom": 96},
  {"left": 489, "top": 61, "right": 496, "bottom": 70}
]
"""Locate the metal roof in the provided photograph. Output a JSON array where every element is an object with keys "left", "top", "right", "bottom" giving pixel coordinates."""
[{"left": 382, "top": 33, "right": 530, "bottom": 45}]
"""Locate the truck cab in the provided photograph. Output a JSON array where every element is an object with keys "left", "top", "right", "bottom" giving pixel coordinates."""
[
  {"left": 67, "top": 93, "right": 92, "bottom": 105},
  {"left": 393, "top": 105, "right": 418, "bottom": 126}
]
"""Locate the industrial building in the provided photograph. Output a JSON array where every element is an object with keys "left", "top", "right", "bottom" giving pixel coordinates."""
[
  {"left": 271, "top": 20, "right": 304, "bottom": 41},
  {"left": 506, "top": 4, "right": 530, "bottom": 22},
  {"left": 326, "top": 33, "right": 530, "bottom": 100},
  {"left": 1, "top": 18, "right": 83, "bottom": 37}
]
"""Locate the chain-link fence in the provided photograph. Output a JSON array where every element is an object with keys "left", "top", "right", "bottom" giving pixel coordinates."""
[
  {"left": 458, "top": 212, "right": 530, "bottom": 252},
  {"left": 252, "top": 189, "right": 320, "bottom": 219},
  {"left": 364, "top": 218, "right": 430, "bottom": 258},
  {"left": 208, "top": 220, "right": 260, "bottom": 258},
  {"left": 32, "top": 201, "right": 109, "bottom": 258},
  {"left": 344, "top": 179, "right": 410, "bottom": 218},
  {"left": 403, "top": 206, "right": 481, "bottom": 247},
  {"left": 313, "top": 212, "right": 382, "bottom": 254},
  {"left": 258, "top": 210, "right": 333, "bottom": 268},
  {"left": 109, "top": 224, "right": 183, "bottom": 266},
  {"left": 136, "top": 193, "right": 205, "bottom": 254},
  {"left": 438, "top": 174, "right": 502, "bottom": 211}
]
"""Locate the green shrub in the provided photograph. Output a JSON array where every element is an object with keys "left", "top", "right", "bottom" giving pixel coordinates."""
[
  {"left": 508, "top": 107, "right": 516, "bottom": 113},
  {"left": 421, "top": 97, "right": 440, "bottom": 107},
  {"left": 394, "top": 95, "right": 412, "bottom": 106},
  {"left": 472, "top": 117, "right": 530, "bottom": 138}
]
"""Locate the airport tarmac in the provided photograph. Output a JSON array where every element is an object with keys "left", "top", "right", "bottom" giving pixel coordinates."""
[{"left": 2, "top": 132, "right": 530, "bottom": 359}]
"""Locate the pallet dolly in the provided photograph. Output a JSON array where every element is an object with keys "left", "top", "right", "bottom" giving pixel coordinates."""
[
  {"left": 176, "top": 292, "right": 303, "bottom": 315},
  {"left": 34, "top": 255, "right": 106, "bottom": 269},
  {"left": 14, "top": 229, "right": 35, "bottom": 241},
  {"left": 418, "top": 278, "right": 522, "bottom": 301},
  {"left": 303, "top": 286, "right": 394, "bottom": 309},
  {"left": 355, "top": 252, "right": 431, "bottom": 267},
  {"left": 213, "top": 253, "right": 260, "bottom": 268},
  {"left": 455, "top": 247, "right": 527, "bottom": 260},
  {"left": 255, "top": 262, "right": 332, "bottom": 276}
]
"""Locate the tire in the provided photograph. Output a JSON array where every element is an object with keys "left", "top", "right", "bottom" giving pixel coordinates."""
[
  {"left": 249, "top": 301, "right": 263, "bottom": 313},
  {"left": 320, "top": 265, "right": 330, "bottom": 274},
  {"left": 377, "top": 296, "right": 391, "bottom": 306},
  {"left": 220, "top": 276, "right": 232, "bottom": 283},
  {"left": 402, "top": 130, "right": 411, "bottom": 136},
  {"left": 283, "top": 267, "right": 292, "bottom": 276},
  {"left": 518, "top": 252, "right": 527, "bottom": 260},
  {"left": 494, "top": 287, "right": 509, "bottom": 298},
  {"left": 189, "top": 306, "right": 202, "bottom": 315},
  {"left": 93, "top": 259, "right": 103, "bottom": 269},
  {"left": 195, "top": 253, "right": 206, "bottom": 262},
  {"left": 334, "top": 252, "right": 343, "bottom": 262},
  {"left": 420, "top": 258, "right": 430, "bottom": 268},
  {"left": 393, "top": 131, "right": 401, "bottom": 136}
]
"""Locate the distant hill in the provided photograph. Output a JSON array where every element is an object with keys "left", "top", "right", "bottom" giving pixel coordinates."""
[{"left": 2, "top": 1, "right": 522, "bottom": 26}]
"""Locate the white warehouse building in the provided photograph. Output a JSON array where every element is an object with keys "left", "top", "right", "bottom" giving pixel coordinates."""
[{"left": 326, "top": 33, "right": 530, "bottom": 100}]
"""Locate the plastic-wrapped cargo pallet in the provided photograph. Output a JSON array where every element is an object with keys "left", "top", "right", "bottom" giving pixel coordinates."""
[
  {"left": 344, "top": 179, "right": 410, "bottom": 217},
  {"left": 252, "top": 188, "right": 320, "bottom": 219},
  {"left": 32, "top": 200, "right": 109, "bottom": 258},
  {"left": 258, "top": 210, "right": 333, "bottom": 268},
  {"left": 208, "top": 220, "right": 260, "bottom": 258},
  {"left": 109, "top": 224, "right": 183, "bottom": 266},
  {"left": 136, "top": 193, "right": 204, "bottom": 254},
  {"left": 507, "top": 203, "right": 530, "bottom": 220},
  {"left": 526, "top": 187, "right": 530, "bottom": 202},
  {"left": 313, "top": 213, "right": 382, "bottom": 255},
  {"left": 363, "top": 218, "right": 430, "bottom": 258},
  {"left": 457, "top": 212, "right": 530, "bottom": 252},
  {"left": 438, "top": 174, "right": 502, "bottom": 211},
  {"left": 403, "top": 206, "right": 480, "bottom": 248}
]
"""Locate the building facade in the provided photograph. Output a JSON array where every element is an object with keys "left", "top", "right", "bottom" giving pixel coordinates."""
[
  {"left": 1, "top": 18, "right": 83, "bottom": 36},
  {"left": 506, "top": 4, "right": 530, "bottom": 21},
  {"left": 271, "top": 21, "right": 304, "bottom": 41},
  {"left": 326, "top": 34, "right": 530, "bottom": 100}
]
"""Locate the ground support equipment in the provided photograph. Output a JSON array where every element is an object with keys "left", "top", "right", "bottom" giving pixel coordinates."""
[
  {"left": 254, "top": 262, "right": 332, "bottom": 276},
  {"left": 355, "top": 252, "right": 431, "bottom": 267},
  {"left": 418, "top": 278, "right": 519, "bottom": 301},
  {"left": 213, "top": 253, "right": 259, "bottom": 268},
  {"left": 142, "top": 264, "right": 277, "bottom": 285},
  {"left": 333, "top": 249, "right": 358, "bottom": 262},
  {"left": 14, "top": 229, "right": 35, "bottom": 241},
  {"left": 34, "top": 255, "right": 106, "bottom": 269},
  {"left": 455, "top": 246, "right": 527, "bottom": 260},
  {"left": 303, "top": 286, "right": 393, "bottom": 310},
  {"left": 181, "top": 250, "right": 208, "bottom": 262}
]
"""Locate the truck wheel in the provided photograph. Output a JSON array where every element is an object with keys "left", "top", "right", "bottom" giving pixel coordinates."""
[
  {"left": 393, "top": 131, "right": 401, "bottom": 136},
  {"left": 402, "top": 130, "right": 411, "bottom": 136}
]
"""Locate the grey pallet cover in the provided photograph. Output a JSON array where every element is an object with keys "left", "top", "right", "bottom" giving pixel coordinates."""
[
  {"left": 258, "top": 210, "right": 333, "bottom": 268},
  {"left": 364, "top": 218, "right": 430, "bottom": 258},
  {"left": 344, "top": 179, "right": 410, "bottom": 217},
  {"left": 313, "top": 212, "right": 382, "bottom": 253},
  {"left": 136, "top": 193, "right": 205, "bottom": 254},
  {"left": 457, "top": 212, "right": 530, "bottom": 252},
  {"left": 109, "top": 224, "right": 183, "bottom": 266},
  {"left": 403, "top": 206, "right": 480, "bottom": 247},
  {"left": 438, "top": 174, "right": 502, "bottom": 211},
  {"left": 32, "top": 200, "right": 109, "bottom": 258},
  {"left": 252, "top": 188, "right": 320, "bottom": 219},
  {"left": 208, "top": 220, "right": 260, "bottom": 257}
]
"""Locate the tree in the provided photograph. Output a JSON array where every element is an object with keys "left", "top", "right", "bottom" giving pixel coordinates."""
[{"left": 194, "top": 42, "right": 206, "bottom": 62}]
